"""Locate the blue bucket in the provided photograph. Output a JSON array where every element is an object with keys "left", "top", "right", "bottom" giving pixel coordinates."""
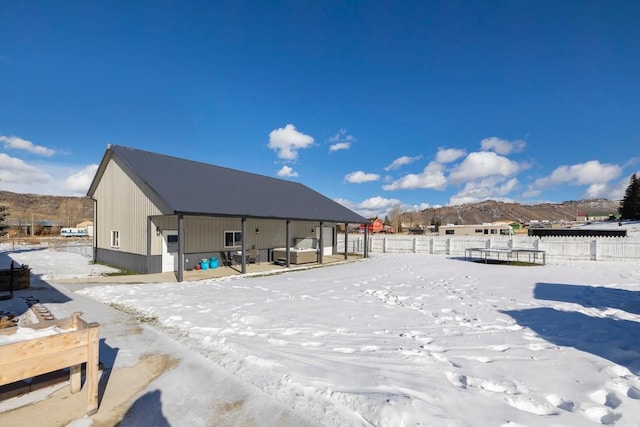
[
  {"left": 200, "top": 260, "right": 210, "bottom": 270},
  {"left": 210, "top": 257, "right": 219, "bottom": 269}
]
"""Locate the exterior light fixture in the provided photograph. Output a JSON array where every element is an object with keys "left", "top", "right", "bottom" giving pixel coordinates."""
[{"left": 255, "top": 228, "right": 260, "bottom": 235}]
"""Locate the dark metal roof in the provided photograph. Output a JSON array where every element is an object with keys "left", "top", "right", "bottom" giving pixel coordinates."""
[{"left": 90, "top": 145, "right": 367, "bottom": 224}]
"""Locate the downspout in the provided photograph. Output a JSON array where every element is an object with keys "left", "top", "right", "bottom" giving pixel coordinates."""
[
  {"left": 146, "top": 216, "right": 152, "bottom": 273},
  {"left": 91, "top": 197, "right": 97, "bottom": 263},
  {"left": 178, "top": 215, "right": 184, "bottom": 282}
]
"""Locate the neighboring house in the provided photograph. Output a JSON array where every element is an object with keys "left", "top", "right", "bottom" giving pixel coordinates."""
[
  {"left": 87, "top": 145, "right": 368, "bottom": 280},
  {"left": 360, "top": 217, "right": 384, "bottom": 233},
  {"left": 438, "top": 223, "right": 514, "bottom": 236}
]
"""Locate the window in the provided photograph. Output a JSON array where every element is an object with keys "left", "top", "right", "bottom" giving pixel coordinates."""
[
  {"left": 490, "top": 229, "right": 497, "bottom": 234},
  {"left": 500, "top": 229, "right": 512, "bottom": 236},
  {"left": 445, "top": 229, "right": 455, "bottom": 235},
  {"left": 224, "top": 231, "right": 242, "bottom": 248},
  {"left": 474, "top": 229, "right": 483, "bottom": 233},
  {"left": 111, "top": 230, "right": 120, "bottom": 248}
]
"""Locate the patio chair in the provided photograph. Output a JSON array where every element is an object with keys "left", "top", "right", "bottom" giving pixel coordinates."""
[{"left": 247, "top": 248, "right": 260, "bottom": 264}]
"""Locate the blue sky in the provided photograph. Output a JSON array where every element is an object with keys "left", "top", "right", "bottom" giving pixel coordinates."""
[{"left": 1, "top": 1, "right": 638, "bottom": 218}]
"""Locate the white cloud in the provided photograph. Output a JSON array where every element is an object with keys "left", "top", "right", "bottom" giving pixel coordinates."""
[
  {"left": 63, "top": 164, "right": 98, "bottom": 194},
  {"left": 435, "top": 148, "right": 465, "bottom": 164},
  {"left": 448, "top": 151, "right": 521, "bottom": 184},
  {"left": 384, "top": 155, "right": 422, "bottom": 171},
  {"left": 276, "top": 165, "right": 298, "bottom": 177},
  {"left": 383, "top": 162, "right": 447, "bottom": 191},
  {"left": 0, "top": 153, "right": 52, "bottom": 189},
  {"left": 449, "top": 177, "right": 519, "bottom": 205},
  {"left": 533, "top": 160, "right": 621, "bottom": 188},
  {"left": 358, "top": 196, "right": 403, "bottom": 218},
  {"left": 0, "top": 135, "right": 55, "bottom": 156},
  {"left": 335, "top": 196, "right": 403, "bottom": 219},
  {"left": 268, "top": 124, "right": 314, "bottom": 161},
  {"left": 329, "top": 129, "right": 354, "bottom": 152},
  {"left": 409, "top": 202, "right": 434, "bottom": 211},
  {"left": 522, "top": 189, "right": 541, "bottom": 198},
  {"left": 344, "top": 171, "right": 380, "bottom": 184},
  {"left": 329, "top": 142, "right": 351, "bottom": 152},
  {"left": 480, "top": 137, "right": 525, "bottom": 155}
]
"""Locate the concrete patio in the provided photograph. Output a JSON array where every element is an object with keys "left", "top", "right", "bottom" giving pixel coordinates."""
[{"left": 50, "top": 254, "right": 363, "bottom": 285}]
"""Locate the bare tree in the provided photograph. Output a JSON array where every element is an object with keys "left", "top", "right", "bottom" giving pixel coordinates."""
[{"left": 389, "top": 204, "right": 403, "bottom": 233}]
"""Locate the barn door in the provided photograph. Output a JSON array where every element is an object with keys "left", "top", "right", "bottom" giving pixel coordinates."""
[{"left": 162, "top": 230, "right": 179, "bottom": 272}]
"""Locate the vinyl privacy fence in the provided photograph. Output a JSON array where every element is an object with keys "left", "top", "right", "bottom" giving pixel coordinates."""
[{"left": 337, "top": 235, "right": 640, "bottom": 263}]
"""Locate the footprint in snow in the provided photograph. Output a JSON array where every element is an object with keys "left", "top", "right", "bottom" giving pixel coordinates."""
[
  {"left": 546, "top": 393, "right": 576, "bottom": 412},
  {"left": 505, "top": 395, "right": 558, "bottom": 416},
  {"left": 589, "top": 389, "right": 623, "bottom": 409},
  {"left": 581, "top": 405, "right": 622, "bottom": 425},
  {"left": 488, "top": 344, "right": 510, "bottom": 352}
]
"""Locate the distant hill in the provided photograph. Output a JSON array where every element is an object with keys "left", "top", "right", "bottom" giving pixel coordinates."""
[
  {"left": 0, "top": 190, "right": 93, "bottom": 227},
  {"left": 0, "top": 190, "right": 622, "bottom": 229},
  {"left": 408, "top": 199, "right": 621, "bottom": 226}
]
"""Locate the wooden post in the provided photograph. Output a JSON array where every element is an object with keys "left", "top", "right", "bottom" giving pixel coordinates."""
[{"left": 86, "top": 322, "right": 100, "bottom": 415}]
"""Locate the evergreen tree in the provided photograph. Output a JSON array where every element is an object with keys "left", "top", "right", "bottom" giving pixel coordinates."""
[
  {"left": 619, "top": 173, "right": 640, "bottom": 220},
  {"left": 0, "top": 196, "right": 9, "bottom": 237}
]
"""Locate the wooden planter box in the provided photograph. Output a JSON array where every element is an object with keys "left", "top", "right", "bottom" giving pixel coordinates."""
[
  {"left": 0, "top": 266, "right": 30, "bottom": 292},
  {"left": 0, "top": 312, "right": 100, "bottom": 415}
]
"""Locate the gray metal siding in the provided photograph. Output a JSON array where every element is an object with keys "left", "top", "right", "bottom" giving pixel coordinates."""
[
  {"left": 94, "top": 158, "right": 164, "bottom": 256},
  {"left": 96, "top": 248, "right": 152, "bottom": 274}
]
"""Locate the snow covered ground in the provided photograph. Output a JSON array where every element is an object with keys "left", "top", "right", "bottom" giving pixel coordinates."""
[{"left": 2, "top": 233, "right": 640, "bottom": 426}]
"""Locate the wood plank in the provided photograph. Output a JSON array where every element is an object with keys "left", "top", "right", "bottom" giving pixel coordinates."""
[
  {"left": 86, "top": 324, "right": 100, "bottom": 415},
  {"left": 70, "top": 364, "right": 81, "bottom": 394},
  {"left": 0, "top": 329, "right": 88, "bottom": 365},
  {"left": 0, "top": 347, "right": 88, "bottom": 386}
]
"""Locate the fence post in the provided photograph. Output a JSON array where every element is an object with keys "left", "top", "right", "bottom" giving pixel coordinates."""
[
  {"left": 383, "top": 237, "right": 387, "bottom": 253},
  {"left": 446, "top": 238, "right": 451, "bottom": 255},
  {"left": 590, "top": 240, "right": 597, "bottom": 261},
  {"left": 429, "top": 239, "right": 434, "bottom": 254},
  {"left": 485, "top": 239, "right": 491, "bottom": 249},
  {"left": 413, "top": 238, "right": 417, "bottom": 253}
]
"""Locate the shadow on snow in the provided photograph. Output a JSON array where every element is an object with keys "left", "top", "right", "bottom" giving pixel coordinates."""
[
  {"left": 534, "top": 282, "right": 640, "bottom": 315},
  {"left": 502, "top": 282, "right": 640, "bottom": 375}
]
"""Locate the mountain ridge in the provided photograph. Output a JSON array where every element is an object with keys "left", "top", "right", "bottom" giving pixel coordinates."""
[
  {"left": 0, "top": 190, "right": 622, "bottom": 227},
  {"left": 412, "top": 199, "right": 621, "bottom": 226}
]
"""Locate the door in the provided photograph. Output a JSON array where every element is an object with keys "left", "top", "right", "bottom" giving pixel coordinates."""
[
  {"left": 162, "top": 230, "right": 179, "bottom": 272},
  {"left": 316, "top": 226, "right": 334, "bottom": 256}
]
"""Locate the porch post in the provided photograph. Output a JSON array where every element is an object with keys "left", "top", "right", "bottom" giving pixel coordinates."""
[
  {"left": 318, "top": 222, "right": 324, "bottom": 264},
  {"left": 241, "top": 218, "right": 247, "bottom": 274},
  {"left": 344, "top": 223, "right": 348, "bottom": 260},
  {"left": 286, "top": 220, "right": 290, "bottom": 267},
  {"left": 177, "top": 214, "right": 184, "bottom": 282},
  {"left": 364, "top": 224, "right": 369, "bottom": 258}
]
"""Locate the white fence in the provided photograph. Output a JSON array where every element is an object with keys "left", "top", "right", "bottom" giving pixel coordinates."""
[{"left": 336, "top": 234, "right": 640, "bottom": 263}]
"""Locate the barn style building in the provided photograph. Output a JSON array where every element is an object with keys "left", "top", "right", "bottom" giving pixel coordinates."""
[{"left": 87, "top": 145, "right": 368, "bottom": 281}]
